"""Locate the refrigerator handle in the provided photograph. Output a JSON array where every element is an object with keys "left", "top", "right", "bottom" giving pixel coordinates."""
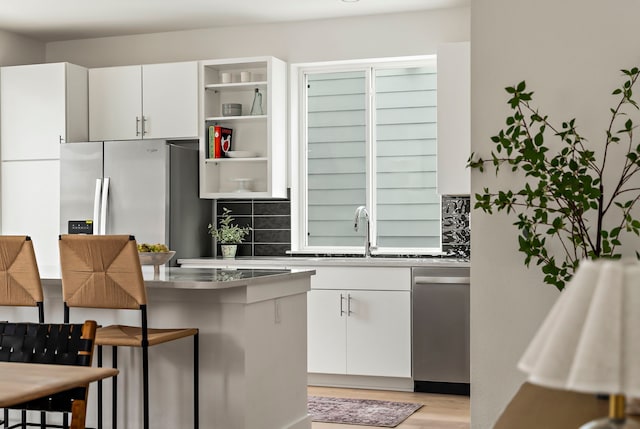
[
  {"left": 100, "top": 177, "right": 110, "bottom": 235},
  {"left": 93, "top": 179, "right": 102, "bottom": 235}
]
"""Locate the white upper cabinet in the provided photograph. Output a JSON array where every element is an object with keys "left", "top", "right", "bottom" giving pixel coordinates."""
[
  {"left": 1, "top": 62, "right": 88, "bottom": 160},
  {"left": 199, "top": 56, "right": 287, "bottom": 199},
  {"left": 437, "top": 41, "right": 471, "bottom": 195},
  {"left": 89, "top": 65, "right": 141, "bottom": 141},
  {"left": 143, "top": 62, "right": 199, "bottom": 139},
  {"left": 89, "top": 61, "right": 198, "bottom": 141}
]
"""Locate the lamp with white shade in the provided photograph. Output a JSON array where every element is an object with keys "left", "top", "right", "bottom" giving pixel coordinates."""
[{"left": 518, "top": 258, "right": 640, "bottom": 428}]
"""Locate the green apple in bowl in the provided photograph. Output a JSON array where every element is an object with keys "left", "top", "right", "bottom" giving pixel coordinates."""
[{"left": 137, "top": 243, "right": 176, "bottom": 268}]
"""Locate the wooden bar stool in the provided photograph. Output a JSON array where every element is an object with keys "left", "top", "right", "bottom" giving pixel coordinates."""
[
  {"left": 0, "top": 235, "right": 44, "bottom": 323},
  {"left": 0, "top": 235, "right": 46, "bottom": 429},
  {"left": 59, "top": 234, "right": 199, "bottom": 429}
]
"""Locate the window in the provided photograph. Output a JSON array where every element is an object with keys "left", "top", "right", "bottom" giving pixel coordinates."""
[{"left": 292, "top": 57, "right": 440, "bottom": 254}]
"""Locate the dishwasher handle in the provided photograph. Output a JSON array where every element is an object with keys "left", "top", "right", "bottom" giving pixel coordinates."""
[{"left": 414, "top": 276, "right": 470, "bottom": 285}]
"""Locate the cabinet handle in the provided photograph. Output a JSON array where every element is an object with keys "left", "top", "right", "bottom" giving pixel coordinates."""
[
  {"left": 136, "top": 116, "right": 141, "bottom": 136},
  {"left": 340, "top": 293, "right": 345, "bottom": 316},
  {"left": 142, "top": 116, "right": 148, "bottom": 135},
  {"left": 59, "top": 135, "right": 64, "bottom": 144},
  {"left": 347, "top": 293, "right": 352, "bottom": 316},
  {"left": 414, "top": 276, "right": 470, "bottom": 285}
]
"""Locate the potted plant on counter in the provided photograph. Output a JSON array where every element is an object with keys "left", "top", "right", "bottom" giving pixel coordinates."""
[{"left": 208, "top": 207, "right": 251, "bottom": 259}]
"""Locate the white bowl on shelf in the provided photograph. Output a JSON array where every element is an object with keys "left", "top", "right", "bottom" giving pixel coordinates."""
[
  {"left": 230, "top": 178, "right": 253, "bottom": 192},
  {"left": 227, "top": 151, "right": 257, "bottom": 158}
]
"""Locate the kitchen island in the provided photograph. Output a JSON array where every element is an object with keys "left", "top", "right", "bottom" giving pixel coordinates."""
[
  {"left": 179, "top": 257, "right": 470, "bottom": 392},
  {"left": 5, "top": 267, "right": 314, "bottom": 429}
]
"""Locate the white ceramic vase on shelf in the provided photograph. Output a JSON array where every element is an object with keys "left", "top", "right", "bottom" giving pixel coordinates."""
[{"left": 221, "top": 244, "right": 238, "bottom": 259}]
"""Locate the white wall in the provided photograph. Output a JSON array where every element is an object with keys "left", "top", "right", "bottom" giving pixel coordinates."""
[
  {"left": 45, "top": 8, "right": 469, "bottom": 66},
  {"left": 0, "top": 29, "right": 44, "bottom": 66},
  {"left": 471, "top": 0, "right": 640, "bottom": 427}
]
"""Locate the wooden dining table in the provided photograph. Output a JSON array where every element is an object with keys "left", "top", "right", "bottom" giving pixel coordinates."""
[{"left": 0, "top": 361, "right": 118, "bottom": 429}]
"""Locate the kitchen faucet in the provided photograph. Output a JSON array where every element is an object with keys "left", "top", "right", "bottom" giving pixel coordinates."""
[{"left": 354, "top": 206, "right": 372, "bottom": 257}]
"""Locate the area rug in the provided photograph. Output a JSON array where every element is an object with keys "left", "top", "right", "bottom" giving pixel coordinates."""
[{"left": 308, "top": 395, "right": 423, "bottom": 427}]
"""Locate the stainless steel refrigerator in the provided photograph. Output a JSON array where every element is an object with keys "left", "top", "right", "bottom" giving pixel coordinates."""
[{"left": 60, "top": 139, "right": 212, "bottom": 264}]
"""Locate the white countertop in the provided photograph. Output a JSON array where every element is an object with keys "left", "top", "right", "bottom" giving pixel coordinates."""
[
  {"left": 41, "top": 265, "right": 314, "bottom": 290},
  {"left": 142, "top": 266, "right": 314, "bottom": 289},
  {"left": 178, "top": 256, "right": 470, "bottom": 269}
]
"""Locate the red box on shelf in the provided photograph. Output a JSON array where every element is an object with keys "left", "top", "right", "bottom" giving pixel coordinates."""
[{"left": 208, "top": 126, "right": 233, "bottom": 158}]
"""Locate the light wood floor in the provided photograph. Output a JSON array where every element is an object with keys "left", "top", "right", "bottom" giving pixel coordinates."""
[{"left": 309, "top": 386, "right": 470, "bottom": 429}]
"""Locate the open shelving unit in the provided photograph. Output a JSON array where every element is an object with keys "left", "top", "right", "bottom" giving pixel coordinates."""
[{"left": 199, "top": 57, "right": 287, "bottom": 199}]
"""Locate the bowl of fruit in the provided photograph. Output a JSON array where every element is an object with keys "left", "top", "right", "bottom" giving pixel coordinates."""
[{"left": 137, "top": 243, "right": 176, "bottom": 273}]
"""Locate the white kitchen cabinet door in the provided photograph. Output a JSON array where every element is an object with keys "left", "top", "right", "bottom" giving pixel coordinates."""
[
  {"left": 142, "top": 62, "right": 198, "bottom": 139},
  {"left": 307, "top": 289, "right": 347, "bottom": 374},
  {"left": 1, "top": 160, "right": 60, "bottom": 269},
  {"left": 346, "top": 290, "right": 411, "bottom": 378},
  {"left": 437, "top": 41, "right": 470, "bottom": 195},
  {"left": 308, "top": 266, "right": 412, "bottom": 378},
  {"left": 1, "top": 62, "right": 87, "bottom": 160},
  {"left": 89, "top": 62, "right": 199, "bottom": 141},
  {"left": 307, "top": 288, "right": 411, "bottom": 378},
  {"left": 89, "top": 65, "right": 142, "bottom": 141}
]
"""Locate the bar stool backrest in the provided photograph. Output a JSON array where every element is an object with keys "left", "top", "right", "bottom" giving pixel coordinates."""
[
  {"left": 0, "top": 236, "right": 43, "bottom": 307},
  {"left": 59, "top": 234, "right": 147, "bottom": 310},
  {"left": 0, "top": 320, "right": 98, "bottom": 415},
  {"left": 0, "top": 321, "right": 96, "bottom": 366}
]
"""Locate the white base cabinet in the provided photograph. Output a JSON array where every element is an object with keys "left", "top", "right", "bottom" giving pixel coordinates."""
[
  {"left": 307, "top": 267, "right": 411, "bottom": 379},
  {"left": 308, "top": 289, "right": 411, "bottom": 378},
  {"left": 308, "top": 289, "right": 347, "bottom": 374}
]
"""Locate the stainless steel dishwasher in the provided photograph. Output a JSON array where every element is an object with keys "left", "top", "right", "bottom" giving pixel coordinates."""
[{"left": 412, "top": 266, "right": 470, "bottom": 395}]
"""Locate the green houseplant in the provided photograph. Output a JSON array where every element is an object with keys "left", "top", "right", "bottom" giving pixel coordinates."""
[
  {"left": 208, "top": 207, "right": 251, "bottom": 259},
  {"left": 468, "top": 68, "right": 640, "bottom": 290}
]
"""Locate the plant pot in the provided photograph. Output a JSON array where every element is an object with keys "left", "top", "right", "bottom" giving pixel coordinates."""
[{"left": 221, "top": 244, "right": 238, "bottom": 259}]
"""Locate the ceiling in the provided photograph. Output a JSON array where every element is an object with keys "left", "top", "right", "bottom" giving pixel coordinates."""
[{"left": 0, "top": 0, "right": 469, "bottom": 43}]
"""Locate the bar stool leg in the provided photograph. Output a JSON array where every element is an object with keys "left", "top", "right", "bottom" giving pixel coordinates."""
[
  {"left": 194, "top": 333, "right": 199, "bottom": 429},
  {"left": 112, "top": 347, "right": 118, "bottom": 429},
  {"left": 143, "top": 343, "right": 149, "bottom": 429}
]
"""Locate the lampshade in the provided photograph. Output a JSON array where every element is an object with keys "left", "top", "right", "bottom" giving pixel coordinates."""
[
  {"left": 518, "top": 259, "right": 640, "bottom": 428},
  {"left": 518, "top": 258, "right": 640, "bottom": 394}
]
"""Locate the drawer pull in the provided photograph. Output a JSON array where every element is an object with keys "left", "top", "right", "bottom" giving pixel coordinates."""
[{"left": 414, "top": 276, "right": 470, "bottom": 285}]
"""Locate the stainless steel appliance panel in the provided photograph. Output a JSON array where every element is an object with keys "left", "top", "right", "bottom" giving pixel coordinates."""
[
  {"left": 60, "top": 141, "right": 103, "bottom": 234},
  {"left": 103, "top": 139, "right": 168, "bottom": 245},
  {"left": 168, "top": 142, "right": 212, "bottom": 260},
  {"left": 60, "top": 139, "right": 212, "bottom": 263},
  {"left": 412, "top": 266, "right": 470, "bottom": 388}
]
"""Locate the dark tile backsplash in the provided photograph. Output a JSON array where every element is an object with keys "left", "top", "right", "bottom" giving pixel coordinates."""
[
  {"left": 442, "top": 195, "right": 471, "bottom": 259},
  {"left": 214, "top": 195, "right": 471, "bottom": 259},
  {"left": 214, "top": 199, "right": 291, "bottom": 257}
]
